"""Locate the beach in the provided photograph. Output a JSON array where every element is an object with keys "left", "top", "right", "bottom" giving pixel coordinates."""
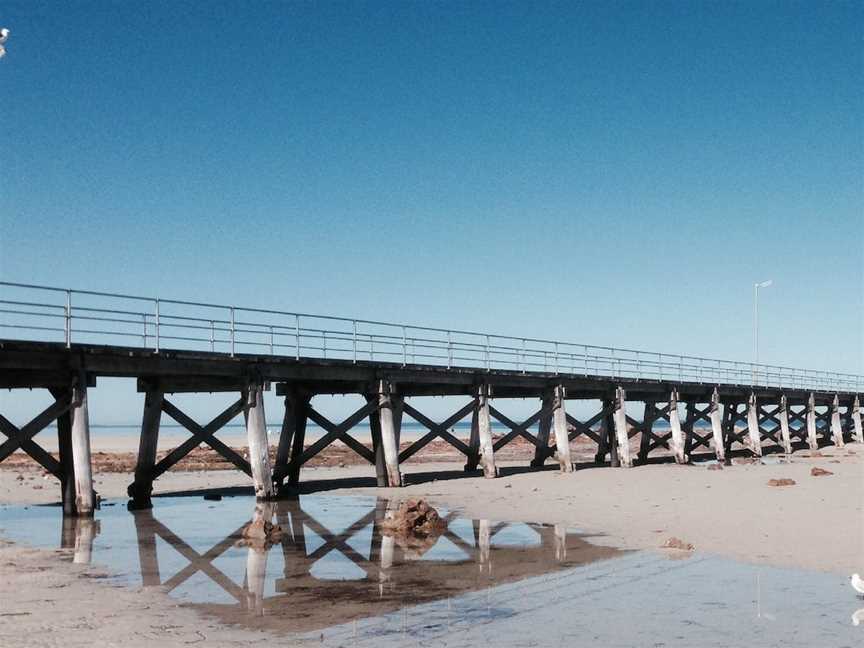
[{"left": 1, "top": 439, "right": 862, "bottom": 647}]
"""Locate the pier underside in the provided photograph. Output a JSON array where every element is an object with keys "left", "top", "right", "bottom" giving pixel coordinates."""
[{"left": 1, "top": 340, "right": 861, "bottom": 514}]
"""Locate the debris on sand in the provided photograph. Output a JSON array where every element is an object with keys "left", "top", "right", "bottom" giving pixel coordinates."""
[
  {"left": 810, "top": 467, "right": 833, "bottom": 477},
  {"left": 661, "top": 537, "right": 694, "bottom": 551},
  {"left": 203, "top": 493, "right": 222, "bottom": 501},
  {"left": 382, "top": 499, "right": 447, "bottom": 538},
  {"left": 241, "top": 517, "right": 283, "bottom": 542},
  {"left": 381, "top": 499, "right": 447, "bottom": 558},
  {"left": 707, "top": 464, "right": 723, "bottom": 471},
  {"left": 767, "top": 478, "right": 796, "bottom": 487}
]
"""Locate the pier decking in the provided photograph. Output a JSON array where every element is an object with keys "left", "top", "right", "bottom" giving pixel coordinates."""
[{"left": 1, "top": 281, "right": 862, "bottom": 516}]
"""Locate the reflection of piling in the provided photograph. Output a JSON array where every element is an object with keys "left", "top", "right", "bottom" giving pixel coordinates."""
[
  {"left": 132, "top": 508, "right": 162, "bottom": 586},
  {"left": 60, "top": 517, "right": 99, "bottom": 564},
  {"left": 474, "top": 519, "right": 491, "bottom": 573}
]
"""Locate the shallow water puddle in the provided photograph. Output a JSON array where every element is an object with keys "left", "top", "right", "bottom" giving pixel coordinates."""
[{"left": 1, "top": 495, "right": 860, "bottom": 647}]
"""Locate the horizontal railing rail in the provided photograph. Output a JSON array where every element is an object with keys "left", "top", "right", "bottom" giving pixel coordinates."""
[{"left": 0, "top": 281, "right": 861, "bottom": 393}]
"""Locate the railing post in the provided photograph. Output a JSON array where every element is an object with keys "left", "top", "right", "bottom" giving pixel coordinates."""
[
  {"left": 352, "top": 320, "right": 357, "bottom": 363},
  {"left": 209, "top": 320, "right": 215, "bottom": 351},
  {"left": 402, "top": 326, "right": 407, "bottom": 367},
  {"left": 447, "top": 331, "right": 452, "bottom": 369},
  {"left": 154, "top": 299, "right": 160, "bottom": 354},
  {"left": 142, "top": 313, "right": 148, "bottom": 347},
  {"left": 269, "top": 326, "right": 274, "bottom": 355},
  {"left": 294, "top": 314, "right": 300, "bottom": 360},
  {"left": 65, "top": 289, "right": 72, "bottom": 348},
  {"left": 485, "top": 334, "right": 490, "bottom": 372},
  {"left": 230, "top": 307, "right": 235, "bottom": 357},
  {"left": 322, "top": 330, "right": 327, "bottom": 359}
]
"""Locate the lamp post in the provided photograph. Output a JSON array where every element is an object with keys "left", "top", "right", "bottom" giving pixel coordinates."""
[{"left": 754, "top": 280, "right": 773, "bottom": 384}]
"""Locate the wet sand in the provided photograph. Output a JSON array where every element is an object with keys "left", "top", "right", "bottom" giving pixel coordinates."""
[{"left": 1, "top": 442, "right": 862, "bottom": 647}]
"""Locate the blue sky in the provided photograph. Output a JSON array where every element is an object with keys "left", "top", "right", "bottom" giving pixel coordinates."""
[{"left": 1, "top": 1, "right": 862, "bottom": 423}]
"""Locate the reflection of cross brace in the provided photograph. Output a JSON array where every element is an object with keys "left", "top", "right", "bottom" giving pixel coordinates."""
[{"left": 133, "top": 509, "right": 248, "bottom": 602}]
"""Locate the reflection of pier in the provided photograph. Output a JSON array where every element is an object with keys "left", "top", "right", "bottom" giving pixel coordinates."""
[{"left": 130, "top": 498, "right": 625, "bottom": 634}]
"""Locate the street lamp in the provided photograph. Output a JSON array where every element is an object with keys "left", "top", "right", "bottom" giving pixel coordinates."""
[{"left": 754, "top": 279, "right": 773, "bottom": 383}]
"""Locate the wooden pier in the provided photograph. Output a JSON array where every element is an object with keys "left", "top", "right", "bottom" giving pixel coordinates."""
[{"left": 0, "top": 282, "right": 862, "bottom": 516}]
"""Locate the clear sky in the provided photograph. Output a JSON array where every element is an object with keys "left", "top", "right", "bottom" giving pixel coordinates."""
[{"left": 1, "top": 1, "right": 862, "bottom": 423}]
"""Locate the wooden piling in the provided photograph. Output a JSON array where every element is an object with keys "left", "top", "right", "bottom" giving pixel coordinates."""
[
  {"left": 244, "top": 384, "right": 275, "bottom": 499},
  {"left": 551, "top": 385, "right": 572, "bottom": 472},
  {"left": 852, "top": 396, "right": 863, "bottom": 444},
  {"left": 746, "top": 392, "right": 762, "bottom": 457},
  {"left": 668, "top": 389, "right": 686, "bottom": 464},
  {"left": 613, "top": 387, "right": 631, "bottom": 467},
  {"left": 70, "top": 384, "right": 95, "bottom": 516},
  {"left": 476, "top": 384, "right": 496, "bottom": 478},
  {"left": 279, "top": 391, "right": 310, "bottom": 488},
  {"left": 778, "top": 394, "right": 792, "bottom": 455},
  {"left": 830, "top": 394, "right": 845, "bottom": 448},
  {"left": 806, "top": 393, "right": 818, "bottom": 450},
  {"left": 52, "top": 389, "right": 76, "bottom": 516},
  {"left": 709, "top": 388, "right": 725, "bottom": 463},
  {"left": 531, "top": 391, "right": 553, "bottom": 468},
  {"left": 376, "top": 380, "right": 402, "bottom": 487},
  {"left": 129, "top": 389, "right": 163, "bottom": 509}
]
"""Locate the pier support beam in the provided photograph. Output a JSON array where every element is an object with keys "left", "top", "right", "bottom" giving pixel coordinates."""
[
  {"left": 830, "top": 395, "right": 845, "bottom": 448},
  {"left": 806, "top": 393, "right": 818, "bottom": 451},
  {"left": 668, "top": 390, "right": 686, "bottom": 464},
  {"left": 746, "top": 393, "right": 762, "bottom": 457},
  {"left": 612, "top": 387, "right": 631, "bottom": 468},
  {"left": 375, "top": 380, "right": 402, "bottom": 488},
  {"left": 277, "top": 390, "right": 310, "bottom": 488},
  {"left": 531, "top": 391, "right": 554, "bottom": 467},
  {"left": 709, "top": 388, "right": 725, "bottom": 463},
  {"left": 475, "top": 384, "right": 496, "bottom": 478},
  {"left": 778, "top": 394, "right": 792, "bottom": 455},
  {"left": 53, "top": 392, "right": 76, "bottom": 516},
  {"left": 852, "top": 396, "right": 863, "bottom": 444},
  {"left": 129, "top": 389, "right": 163, "bottom": 509},
  {"left": 244, "top": 384, "right": 275, "bottom": 499},
  {"left": 70, "top": 384, "right": 95, "bottom": 516},
  {"left": 551, "top": 385, "right": 572, "bottom": 472}
]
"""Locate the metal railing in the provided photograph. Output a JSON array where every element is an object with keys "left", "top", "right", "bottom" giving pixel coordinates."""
[{"left": 0, "top": 281, "right": 861, "bottom": 393}]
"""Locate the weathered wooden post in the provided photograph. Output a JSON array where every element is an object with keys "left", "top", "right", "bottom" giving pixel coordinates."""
[
  {"left": 806, "top": 393, "right": 818, "bottom": 450},
  {"left": 52, "top": 388, "right": 76, "bottom": 516},
  {"left": 709, "top": 388, "right": 725, "bottom": 463},
  {"left": 376, "top": 380, "right": 402, "bottom": 487},
  {"left": 275, "top": 388, "right": 310, "bottom": 489},
  {"left": 638, "top": 402, "right": 657, "bottom": 463},
  {"left": 778, "top": 394, "right": 792, "bottom": 455},
  {"left": 746, "top": 392, "right": 762, "bottom": 457},
  {"left": 613, "top": 386, "right": 632, "bottom": 467},
  {"left": 244, "top": 383, "right": 275, "bottom": 499},
  {"left": 129, "top": 389, "right": 163, "bottom": 509},
  {"left": 852, "top": 395, "right": 863, "bottom": 444},
  {"left": 531, "top": 391, "right": 553, "bottom": 467},
  {"left": 70, "top": 383, "right": 95, "bottom": 516},
  {"left": 668, "top": 389, "right": 686, "bottom": 464},
  {"left": 830, "top": 394, "right": 845, "bottom": 448},
  {"left": 551, "top": 385, "right": 572, "bottom": 472},
  {"left": 475, "top": 384, "right": 496, "bottom": 478}
]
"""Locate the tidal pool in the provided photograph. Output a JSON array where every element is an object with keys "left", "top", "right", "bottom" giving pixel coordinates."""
[{"left": 0, "top": 495, "right": 859, "bottom": 647}]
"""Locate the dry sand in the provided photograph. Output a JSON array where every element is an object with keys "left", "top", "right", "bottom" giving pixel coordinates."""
[{"left": 1, "top": 443, "right": 862, "bottom": 647}]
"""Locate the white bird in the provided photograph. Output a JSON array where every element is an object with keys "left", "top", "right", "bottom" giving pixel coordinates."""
[
  {"left": 852, "top": 573, "right": 864, "bottom": 596},
  {"left": 0, "top": 28, "right": 9, "bottom": 59}
]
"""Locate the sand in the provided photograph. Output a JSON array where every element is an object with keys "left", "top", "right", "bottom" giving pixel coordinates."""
[{"left": 1, "top": 443, "right": 862, "bottom": 647}]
